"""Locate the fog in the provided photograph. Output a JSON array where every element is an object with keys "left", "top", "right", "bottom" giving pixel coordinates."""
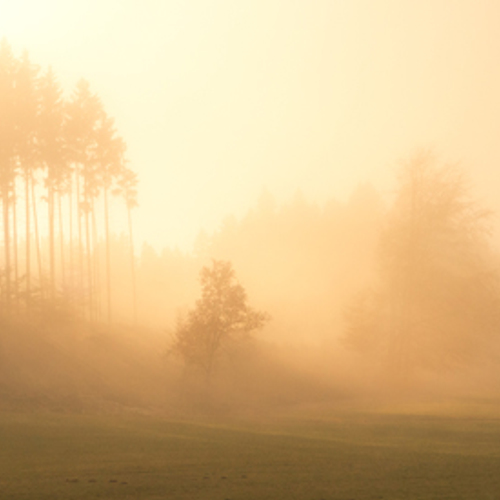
[
  {"left": 3, "top": 1, "right": 500, "bottom": 250},
  {"left": 2, "top": 2, "right": 500, "bottom": 418},
  {"left": 1, "top": 152, "right": 500, "bottom": 416}
]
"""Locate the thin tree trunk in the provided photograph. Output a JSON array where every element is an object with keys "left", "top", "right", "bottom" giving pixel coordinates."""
[
  {"left": 0, "top": 202, "right": 3, "bottom": 311},
  {"left": 127, "top": 205, "right": 137, "bottom": 326},
  {"left": 25, "top": 167, "right": 31, "bottom": 312},
  {"left": 91, "top": 202, "right": 101, "bottom": 321},
  {"left": 2, "top": 190, "right": 11, "bottom": 314},
  {"left": 104, "top": 187, "right": 112, "bottom": 324},
  {"left": 12, "top": 187, "right": 19, "bottom": 313},
  {"left": 76, "top": 169, "right": 85, "bottom": 316},
  {"left": 85, "top": 207, "right": 93, "bottom": 321},
  {"left": 31, "top": 178, "right": 43, "bottom": 299},
  {"left": 58, "top": 191, "right": 65, "bottom": 291},
  {"left": 68, "top": 177, "right": 74, "bottom": 292},
  {"left": 48, "top": 184, "right": 55, "bottom": 301}
]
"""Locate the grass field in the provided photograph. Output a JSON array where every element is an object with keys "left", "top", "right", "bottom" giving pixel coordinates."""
[{"left": 1, "top": 408, "right": 500, "bottom": 499}]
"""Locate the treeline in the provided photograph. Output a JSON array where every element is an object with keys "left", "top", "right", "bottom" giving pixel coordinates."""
[
  {"left": 140, "top": 154, "right": 500, "bottom": 390},
  {"left": 0, "top": 39, "right": 137, "bottom": 323},
  {"left": 137, "top": 184, "right": 383, "bottom": 343},
  {"left": 344, "top": 152, "right": 500, "bottom": 384},
  {"left": 3, "top": 38, "right": 500, "bottom": 402}
]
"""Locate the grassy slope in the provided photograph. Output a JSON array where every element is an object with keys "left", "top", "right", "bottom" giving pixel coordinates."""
[{"left": 1, "top": 411, "right": 500, "bottom": 500}]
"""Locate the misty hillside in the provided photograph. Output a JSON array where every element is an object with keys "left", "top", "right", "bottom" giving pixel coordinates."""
[
  {"left": 2, "top": 159, "right": 500, "bottom": 415},
  {"left": 138, "top": 184, "right": 382, "bottom": 340},
  {"left": 2, "top": 37, "right": 500, "bottom": 416}
]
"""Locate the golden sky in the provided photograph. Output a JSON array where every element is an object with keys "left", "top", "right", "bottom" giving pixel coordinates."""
[{"left": 2, "top": 0, "right": 500, "bottom": 250}]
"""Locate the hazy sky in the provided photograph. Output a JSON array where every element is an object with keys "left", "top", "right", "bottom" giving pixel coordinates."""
[{"left": 2, "top": 0, "right": 500, "bottom": 250}]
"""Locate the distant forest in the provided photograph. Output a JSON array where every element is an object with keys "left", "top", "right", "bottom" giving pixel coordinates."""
[{"left": 2, "top": 40, "right": 500, "bottom": 411}]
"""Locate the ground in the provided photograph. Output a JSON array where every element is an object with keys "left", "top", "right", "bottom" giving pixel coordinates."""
[{"left": 1, "top": 403, "right": 500, "bottom": 499}]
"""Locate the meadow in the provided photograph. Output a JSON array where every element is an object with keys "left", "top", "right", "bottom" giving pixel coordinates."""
[{"left": 1, "top": 406, "right": 500, "bottom": 500}]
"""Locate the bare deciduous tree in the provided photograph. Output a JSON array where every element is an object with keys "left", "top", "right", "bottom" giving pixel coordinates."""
[{"left": 344, "top": 152, "right": 500, "bottom": 380}]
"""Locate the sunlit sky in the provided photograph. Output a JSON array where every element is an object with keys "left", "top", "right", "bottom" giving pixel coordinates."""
[{"left": 2, "top": 0, "right": 500, "bottom": 251}]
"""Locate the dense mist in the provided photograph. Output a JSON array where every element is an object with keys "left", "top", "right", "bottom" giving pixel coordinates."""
[
  {"left": 2, "top": 0, "right": 500, "bottom": 418},
  {"left": 4, "top": 6, "right": 500, "bottom": 500},
  {"left": 2, "top": 132, "right": 500, "bottom": 415}
]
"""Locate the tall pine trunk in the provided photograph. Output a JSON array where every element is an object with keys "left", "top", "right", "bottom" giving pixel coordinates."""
[
  {"left": 24, "top": 167, "right": 31, "bottom": 311},
  {"left": 2, "top": 188, "right": 11, "bottom": 313},
  {"left": 85, "top": 206, "right": 93, "bottom": 321},
  {"left": 58, "top": 191, "right": 66, "bottom": 291},
  {"left": 104, "top": 187, "right": 112, "bottom": 324},
  {"left": 68, "top": 177, "right": 75, "bottom": 300},
  {"left": 127, "top": 204, "right": 137, "bottom": 325},
  {"left": 91, "top": 203, "right": 101, "bottom": 321},
  {"left": 48, "top": 183, "right": 55, "bottom": 301},
  {"left": 31, "top": 178, "right": 43, "bottom": 300},
  {"left": 76, "top": 169, "right": 85, "bottom": 317},
  {"left": 12, "top": 187, "right": 19, "bottom": 313}
]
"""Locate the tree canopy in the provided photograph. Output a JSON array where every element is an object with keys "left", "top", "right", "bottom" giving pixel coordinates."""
[
  {"left": 170, "top": 260, "right": 269, "bottom": 381},
  {"left": 0, "top": 39, "right": 138, "bottom": 322},
  {"left": 343, "top": 152, "right": 500, "bottom": 379}
]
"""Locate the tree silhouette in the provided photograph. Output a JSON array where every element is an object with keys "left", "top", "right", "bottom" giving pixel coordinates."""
[
  {"left": 66, "top": 79, "right": 103, "bottom": 319},
  {"left": 171, "top": 260, "right": 269, "bottom": 382},
  {"left": 0, "top": 39, "right": 18, "bottom": 311},
  {"left": 343, "top": 152, "right": 500, "bottom": 380},
  {"left": 0, "top": 39, "right": 137, "bottom": 323},
  {"left": 96, "top": 114, "right": 127, "bottom": 323},
  {"left": 16, "top": 50, "right": 39, "bottom": 311},
  {"left": 39, "top": 67, "right": 67, "bottom": 300},
  {"left": 114, "top": 167, "right": 138, "bottom": 324}
]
